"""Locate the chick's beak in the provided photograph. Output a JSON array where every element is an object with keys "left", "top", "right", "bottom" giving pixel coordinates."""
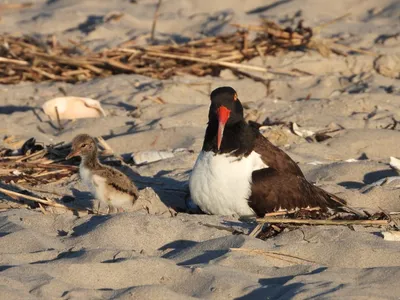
[
  {"left": 217, "top": 105, "right": 231, "bottom": 150},
  {"left": 66, "top": 149, "right": 80, "bottom": 160}
]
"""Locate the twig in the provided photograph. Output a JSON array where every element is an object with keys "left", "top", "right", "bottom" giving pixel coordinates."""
[
  {"left": 264, "top": 210, "right": 291, "bottom": 217},
  {"left": 0, "top": 3, "right": 33, "bottom": 10},
  {"left": 313, "top": 13, "right": 352, "bottom": 33},
  {"left": 96, "top": 136, "right": 124, "bottom": 161},
  {"left": 96, "top": 136, "right": 114, "bottom": 156},
  {"left": 147, "top": 51, "right": 271, "bottom": 73},
  {"left": 0, "top": 161, "right": 78, "bottom": 171},
  {"left": 263, "top": 207, "right": 321, "bottom": 217},
  {"left": 330, "top": 42, "right": 377, "bottom": 57},
  {"left": 230, "top": 248, "right": 316, "bottom": 264},
  {"left": 0, "top": 186, "right": 68, "bottom": 209},
  {"left": 249, "top": 223, "right": 263, "bottom": 237},
  {"left": 15, "top": 148, "right": 47, "bottom": 162},
  {"left": 150, "top": 0, "right": 163, "bottom": 42},
  {"left": 0, "top": 57, "right": 29, "bottom": 65},
  {"left": 55, "top": 106, "right": 64, "bottom": 131},
  {"left": 38, "top": 203, "right": 47, "bottom": 214},
  {"left": 256, "top": 217, "right": 389, "bottom": 226}
]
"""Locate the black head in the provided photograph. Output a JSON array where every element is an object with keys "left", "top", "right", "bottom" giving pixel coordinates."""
[
  {"left": 66, "top": 134, "right": 97, "bottom": 159},
  {"left": 209, "top": 87, "right": 244, "bottom": 150}
]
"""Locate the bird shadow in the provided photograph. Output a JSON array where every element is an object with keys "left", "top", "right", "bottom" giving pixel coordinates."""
[
  {"left": 338, "top": 169, "right": 399, "bottom": 189},
  {"left": 70, "top": 214, "right": 112, "bottom": 237},
  {"left": 161, "top": 235, "right": 246, "bottom": 266},
  {"left": 159, "top": 240, "right": 198, "bottom": 258},
  {"left": 363, "top": 169, "right": 399, "bottom": 184},
  {"left": 235, "top": 267, "right": 328, "bottom": 300}
]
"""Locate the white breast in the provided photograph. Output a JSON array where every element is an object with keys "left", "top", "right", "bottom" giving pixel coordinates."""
[
  {"left": 189, "top": 150, "right": 267, "bottom": 216},
  {"left": 79, "top": 163, "right": 95, "bottom": 193},
  {"left": 79, "top": 163, "right": 106, "bottom": 203}
]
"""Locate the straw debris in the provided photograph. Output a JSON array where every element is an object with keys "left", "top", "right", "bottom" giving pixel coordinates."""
[{"left": 0, "top": 18, "right": 374, "bottom": 84}]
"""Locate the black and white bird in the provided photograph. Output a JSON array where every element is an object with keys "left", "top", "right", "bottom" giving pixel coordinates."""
[
  {"left": 67, "top": 134, "right": 139, "bottom": 213},
  {"left": 189, "top": 86, "right": 347, "bottom": 217}
]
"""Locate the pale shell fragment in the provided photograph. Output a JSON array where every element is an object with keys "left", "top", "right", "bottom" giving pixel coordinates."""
[
  {"left": 292, "top": 123, "right": 314, "bottom": 138},
  {"left": 382, "top": 231, "right": 400, "bottom": 241},
  {"left": 42, "top": 97, "right": 106, "bottom": 120},
  {"left": 389, "top": 156, "right": 400, "bottom": 172},
  {"left": 131, "top": 150, "right": 175, "bottom": 165}
]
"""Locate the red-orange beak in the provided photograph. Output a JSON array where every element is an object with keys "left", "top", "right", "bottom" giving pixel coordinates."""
[{"left": 217, "top": 106, "right": 231, "bottom": 150}]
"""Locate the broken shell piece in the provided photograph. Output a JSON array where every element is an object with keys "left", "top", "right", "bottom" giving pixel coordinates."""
[
  {"left": 291, "top": 123, "right": 314, "bottom": 138},
  {"left": 382, "top": 231, "right": 400, "bottom": 241},
  {"left": 132, "top": 150, "right": 175, "bottom": 165},
  {"left": 42, "top": 97, "right": 106, "bottom": 120},
  {"left": 389, "top": 156, "right": 400, "bottom": 172}
]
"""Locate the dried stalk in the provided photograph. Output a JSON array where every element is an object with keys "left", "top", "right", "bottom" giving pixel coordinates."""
[
  {"left": 150, "top": 0, "right": 163, "bottom": 42},
  {"left": 146, "top": 51, "right": 270, "bottom": 73},
  {"left": 0, "top": 16, "right": 376, "bottom": 84},
  {"left": 0, "top": 162, "right": 78, "bottom": 171},
  {"left": 0, "top": 57, "right": 29, "bottom": 65},
  {"left": 230, "top": 248, "right": 316, "bottom": 264},
  {"left": 0, "top": 186, "right": 68, "bottom": 209},
  {"left": 257, "top": 217, "right": 389, "bottom": 226}
]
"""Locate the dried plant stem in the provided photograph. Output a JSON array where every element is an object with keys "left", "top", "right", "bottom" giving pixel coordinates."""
[
  {"left": 15, "top": 149, "right": 47, "bottom": 162},
  {"left": 0, "top": 57, "right": 29, "bottom": 65},
  {"left": 0, "top": 3, "right": 33, "bottom": 10},
  {"left": 150, "top": 0, "right": 163, "bottom": 42},
  {"left": 96, "top": 136, "right": 114, "bottom": 155},
  {"left": 0, "top": 162, "right": 78, "bottom": 171},
  {"left": 257, "top": 217, "right": 389, "bottom": 226},
  {"left": 263, "top": 207, "right": 321, "bottom": 217},
  {"left": 55, "top": 106, "right": 64, "bottom": 130},
  {"left": 0, "top": 186, "right": 68, "bottom": 209},
  {"left": 147, "top": 51, "right": 270, "bottom": 73},
  {"left": 249, "top": 223, "right": 263, "bottom": 237},
  {"left": 230, "top": 248, "right": 316, "bottom": 264},
  {"left": 313, "top": 13, "right": 351, "bottom": 33}
]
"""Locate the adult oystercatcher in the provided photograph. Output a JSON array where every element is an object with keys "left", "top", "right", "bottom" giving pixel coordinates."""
[{"left": 189, "top": 86, "right": 346, "bottom": 217}]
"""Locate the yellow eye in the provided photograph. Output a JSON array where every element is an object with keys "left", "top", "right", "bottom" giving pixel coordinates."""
[{"left": 233, "top": 93, "right": 238, "bottom": 101}]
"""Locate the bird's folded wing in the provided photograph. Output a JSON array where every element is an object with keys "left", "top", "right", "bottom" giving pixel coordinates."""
[
  {"left": 248, "top": 167, "right": 347, "bottom": 216},
  {"left": 253, "top": 133, "right": 304, "bottom": 176},
  {"left": 92, "top": 167, "right": 139, "bottom": 199}
]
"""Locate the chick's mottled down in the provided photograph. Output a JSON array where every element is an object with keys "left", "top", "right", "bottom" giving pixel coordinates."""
[{"left": 67, "top": 134, "right": 139, "bottom": 213}]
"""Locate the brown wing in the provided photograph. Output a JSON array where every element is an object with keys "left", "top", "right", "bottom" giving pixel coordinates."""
[
  {"left": 248, "top": 168, "right": 347, "bottom": 216},
  {"left": 93, "top": 166, "right": 139, "bottom": 200},
  {"left": 253, "top": 133, "right": 304, "bottom": 176}
]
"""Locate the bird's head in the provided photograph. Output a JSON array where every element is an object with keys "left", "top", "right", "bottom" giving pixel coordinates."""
[
  {"left": 209, "top": 86, "right": 244, "bottom": 150},
  {"left": 66, "top": 134, "right": 97, "bottom": 160}
]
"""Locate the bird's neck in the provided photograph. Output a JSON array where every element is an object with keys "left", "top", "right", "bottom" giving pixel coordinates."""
[
  {"left": 202, "top": 120, "right": 257, "bottom": 156},
  {"left": 81, "top": 150, "right": 100, "bottom": 169}
]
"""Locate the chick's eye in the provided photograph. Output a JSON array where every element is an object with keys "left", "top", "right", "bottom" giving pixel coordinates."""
[{"left": 81, "top": 143, "right": 87, "bottom": 148}]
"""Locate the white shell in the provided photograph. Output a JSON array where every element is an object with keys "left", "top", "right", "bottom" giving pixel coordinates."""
[
  {"left": 292, "top": 123, "right": 314, "bottom": 138},
  {"left": 42, "top": 97, "right": 106, "bottom": 120},
  {"left": 382, "top": 231, "right": 400, "bottom": 241},
  {"left": 389, "top": 156, "right": 400, "bottom": 172},
  {"left": 131, "top": 150, "right": 175, "bottom": 165}
]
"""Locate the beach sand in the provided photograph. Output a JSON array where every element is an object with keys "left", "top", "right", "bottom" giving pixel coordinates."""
[{"left": 1, "top": 0, "right": 400, "bottom": 299}]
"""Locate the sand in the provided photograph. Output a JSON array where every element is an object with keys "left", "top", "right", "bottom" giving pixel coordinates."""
[{"left": 1, "top": 0, "right": 400, "bottom": 299}]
